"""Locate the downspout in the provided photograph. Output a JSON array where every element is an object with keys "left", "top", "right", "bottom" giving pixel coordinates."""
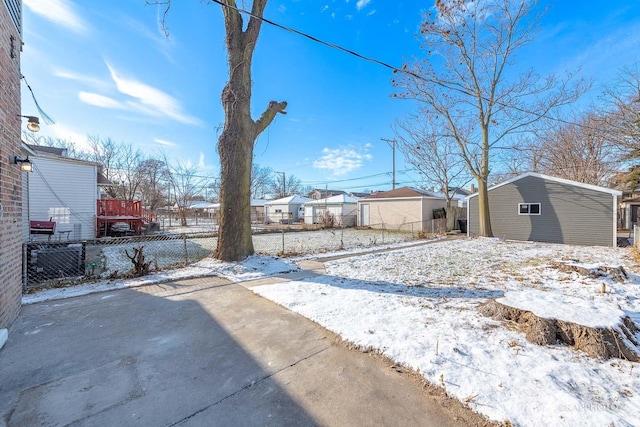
[
  {"left": 466, "top": 196, "right": 470, "bottom": 237},
  {"left": 613, "top": 194, "right": 618, "bottom": 248}
]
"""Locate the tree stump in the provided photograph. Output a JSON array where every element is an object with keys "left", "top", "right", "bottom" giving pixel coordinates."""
[
  {"left": 479, "top": 294, "right": 639, "bottom": 361},
  {"left": 125, "top": 245, "right": 152, "bottom": 277},
  {"left": 549, "top": 261, "right": 628, "bottom": 282}
]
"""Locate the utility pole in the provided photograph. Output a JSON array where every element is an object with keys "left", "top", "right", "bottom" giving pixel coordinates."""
[
  {"left": 275, "top": 171, "right": 286, "bottom": 198},
  {"left": 381, "top": 138, "right": 397, "bottom": 189}
]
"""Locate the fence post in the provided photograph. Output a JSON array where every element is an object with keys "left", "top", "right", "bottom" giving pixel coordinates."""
[
  {"left": 22, "top": 243, "right": 28, "bottom": 292},
  {"left": 183, "top": 234, "right": 189, "bottom": 265},
  {"left": 281, "top": 230, "right": 285, "bottom": 254}
]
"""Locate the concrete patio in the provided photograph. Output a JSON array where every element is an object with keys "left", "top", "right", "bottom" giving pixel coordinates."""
[{"left": 0, "top": 272, "right": 482, "bottom": 426}]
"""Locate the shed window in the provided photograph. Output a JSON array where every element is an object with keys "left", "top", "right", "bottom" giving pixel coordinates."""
[
  {"left": 518, "top": 203, "right": 541, "bottom": 215},
  {"left": 274, "top": 209, "right": 282, "bottom": 213}
]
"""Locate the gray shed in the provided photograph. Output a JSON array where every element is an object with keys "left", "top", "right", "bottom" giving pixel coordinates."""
[{"left": 466, "top": 173, "right": 621, "bottom": 247}]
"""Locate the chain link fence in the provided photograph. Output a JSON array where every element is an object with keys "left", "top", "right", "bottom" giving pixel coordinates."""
[{"left": 23, "top": 220, "right": 446, "bottom": 291}]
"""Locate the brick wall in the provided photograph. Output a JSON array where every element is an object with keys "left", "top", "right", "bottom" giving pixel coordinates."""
[{"left": 0, "top": 1, "right": 22, "bottom": 329}]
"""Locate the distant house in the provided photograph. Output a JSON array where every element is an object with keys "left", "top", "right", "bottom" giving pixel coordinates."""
[
  {"left": 187, "top": 201, "right": 220, "bottom": 221},
  {"left": 619, "top": 196, "right": 640, "bottom": 230},
  {"left": 303, "top": 194, "right": 359, "bottom": 226},
  {"left": 307, "top": 189, "right": 346, "bottom": 200},
  {"left": 348, "top": 191, "right": 370, "bottom": 198},
  {"left": 466, "top": 172, "right": 621, "bottom": 247},
  {"left": 264, "top": 195, "right": 313, "bottom": 223},
  {"left": 357, "top": 186, "right": 447, "bottom": 231},
  {"left": 26, "top": 145, "right": 109, "bottom": 241},
  {"left": 251, "top": 199, "right": 268, "bottom": 223}
]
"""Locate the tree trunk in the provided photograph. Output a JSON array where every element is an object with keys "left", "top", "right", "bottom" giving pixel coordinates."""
[
  {"left": 476, "top": 178, "right": 493, "bottom": 237},
  {"left": 215, "top": 0, "right": 287, "bottom": 261},
  {"left": 217, "top": 107, "right": 255, "bottom": 260},
  {"left": 477, "top": 123, "right": 493, "bottom": 237}
]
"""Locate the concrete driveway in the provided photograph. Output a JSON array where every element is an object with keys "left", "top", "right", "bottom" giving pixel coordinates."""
[{"left": 0, "top": 274, "right": 482, "bottom": 426}]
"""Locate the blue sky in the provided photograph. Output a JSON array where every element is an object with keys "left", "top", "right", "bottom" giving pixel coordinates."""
[{"left": 20, "top": 0, "right": 640, "bottom": 193}]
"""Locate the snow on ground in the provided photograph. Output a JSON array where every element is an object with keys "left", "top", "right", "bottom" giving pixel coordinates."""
[
  {"left": 22, "top": 256, "right": 299, "bottom": 305},
  {"left": 25, "top": 230, "right": 431, "bottom": 304},
  {"left": 252, "top": 238, "right": 640, "bottom": 427},
  {"left": 99, "top": 229, "right": 419, "bottom": 277}
]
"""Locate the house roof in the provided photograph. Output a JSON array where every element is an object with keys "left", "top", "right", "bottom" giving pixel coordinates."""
[
  {"left": 308, "top": 189, "right": 346, "bottom": 196},
  {"left": 29, "top": 145, "right": 68, "bottom": 156},
  {"left": 304, "top": 194, "right": 359, "bottom": 205},
  {"left": 348, "top": 192, "right": 370, "bottom": 198},
  {"left": 362, "top": 186, "right": 441, "bottom": 199},
  {"left": 97, "top": 171, "right": 112, "bottom": 186},
  {"left": 265, "top": 195, "right": 313, "bottom": 205},
  {"left": 449, "top": 186, "right": 472, "bottom": 196},
  {"left": 251, "top": 199, "right": 268, "bottom": 206},
  {"left": 466, "top": 172, "right": 623, "bottom": 198},
  {"left": 188, "top": 201, "right": 219, "bottom": 209}
]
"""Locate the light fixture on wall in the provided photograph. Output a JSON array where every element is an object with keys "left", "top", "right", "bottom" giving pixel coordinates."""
[
  {"left": 17, "top": 115, "right": 40, "bottom": 132},
  {"left": 11, "top": 155, "right": 33, "bottom": 173}
]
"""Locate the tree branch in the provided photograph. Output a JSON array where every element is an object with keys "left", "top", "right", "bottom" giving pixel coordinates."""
[{"left": 254, "top": 100, "right": 287, "bottom": 136}]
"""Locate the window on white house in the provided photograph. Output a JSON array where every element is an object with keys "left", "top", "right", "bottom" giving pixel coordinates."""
[
  {"left": 275, "top": 209, "right": 282, "bottom": 213},
  {"left": 518, "top": 203, "right": 541, "bottom": 215},
  {"left": 48, "top": 207, "right": 70, "bottom": 223}
]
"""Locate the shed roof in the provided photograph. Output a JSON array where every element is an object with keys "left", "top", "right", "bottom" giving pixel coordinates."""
[
  {"left": 188, "top": 201, "right": 219, "bottom": 209},
  {"left": 362, "top": 186, "right": 441, "bottom": 199},
  {"left": 264, "top": 195, "right": 313, "bottom": 205},
  {"left": 466, "top": 172, "right": 622, "bottom": 198},
  {"left": 304, "top": 194, "right": 359, "bottom": 205}
]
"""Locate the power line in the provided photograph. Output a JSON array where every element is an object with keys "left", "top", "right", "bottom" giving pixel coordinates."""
[{"left": 209, "top": 0, "right": 595, "bottom": 130}]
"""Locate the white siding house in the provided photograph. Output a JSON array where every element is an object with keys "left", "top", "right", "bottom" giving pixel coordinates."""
[
  {"left": 264, "top": 195, "right": 312, "bottom": 223},
  {"left": 303, "top": 194, "right": 359, "bottom": 226},
  {"left": 28, "top": 148, "right": 100, "bottom": 241}
]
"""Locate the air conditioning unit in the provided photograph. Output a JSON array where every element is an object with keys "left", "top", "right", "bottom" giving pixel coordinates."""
[{"left": 34, "top": 246, "right": 83, "bottom": 279}]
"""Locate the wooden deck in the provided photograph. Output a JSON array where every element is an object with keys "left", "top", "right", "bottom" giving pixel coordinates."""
[{"left": 96, "top": 200, "right": 158, "bottom": 237}]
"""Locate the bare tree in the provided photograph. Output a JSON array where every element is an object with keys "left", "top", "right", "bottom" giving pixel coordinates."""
[
  {"left": 395, "top": 111, "right": 468, "bottom": 197},
  {"left": 269, "top": 173, "right": 302, "bottom": 198},
  {"left": 393, "top": 0, "right": 586, "bottom": 237},
  {"left": 251, "top": 163, "right": 274, "bottom": 199},
  {"left": 22, "top": 133, "right": 81, "bottom": 158},
  {"left": 84, "top": 136, "right": 122, "bottom": 198},
  {"left": 528, "top": 112, "right": 619, "bottom": 185},
  {"left": 138, "top": 158, "right": 170, "bottom": 211},
  {"left": 151, "top": 0, "right": 287, "bottom": 260},
  {"left": 117, "top": 144, "right": 146, "bottom": 201},
  {"left": 165, "top": 160, "right": 209, "bottom": 227},
  {"left": 395, "top": 111, "right": 469, "bottom": 230},
  {"left": 602, "top": 64, "right": 640, "bottom": 152}
]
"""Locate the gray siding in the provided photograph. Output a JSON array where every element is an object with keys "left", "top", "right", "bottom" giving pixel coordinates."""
[{"left": 468, "top": 175, "right": 614, "bottom": 247}]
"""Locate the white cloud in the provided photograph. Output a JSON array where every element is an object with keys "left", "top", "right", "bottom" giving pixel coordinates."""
[
  {"left": 154, "top": 138, "right": 177, "bottom": 147},
  {"left": 313, "top": 145, "right": 372, "bottom": 176},
  {"left": 367, "top": 9, "right": 376, "bottom": 16},
  {"left": 53, "top": 68, "right": 111, "bottom": 90},
  {"left": 356, "top": 0, "right": 371, "bottom": 11},
  {"left": 321, "top": 4, "right": 329, "bottom": 12},
  {"left": 106, "top": 63, "right": 202, "bottom": 126},
  {"left": 78, "top": 92, "right": 123, "bottom": 109},
  {"left": 278, "top": 4, "right": 287, "bottom": 13},
  {"left": 23, "top": 0, "right": 88, "bottom": 33}
]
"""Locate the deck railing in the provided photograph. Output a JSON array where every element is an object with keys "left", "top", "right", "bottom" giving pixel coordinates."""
[{"left": 97, "top": 200, "right": 157, "bottom": 222}]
